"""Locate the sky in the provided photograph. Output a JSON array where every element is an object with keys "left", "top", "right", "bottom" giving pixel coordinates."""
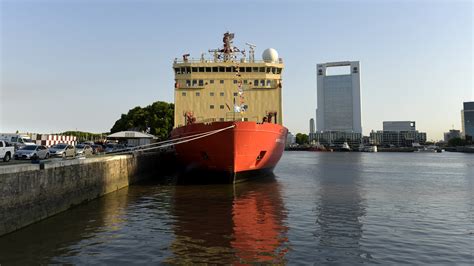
[{"left": 1, "top": 0, "right": 472, "bottom": 141}]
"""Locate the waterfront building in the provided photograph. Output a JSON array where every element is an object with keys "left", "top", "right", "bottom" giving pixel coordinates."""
[
  {"left": 461, "top": 101, "right": 474, "bottom": 140},
  {"left": 370, "top": 130, "right": 426, "bottom": 147},
  {"left": 383, "top": 121, "right": 416, "bottom": 131},
  {"left": 312, "top": 131, "right": 362, "bottom": 147},
  {"left": 316, "top": 61, "right": 362, "bottom": 133},
  {"left": 444, "top": 129, "right": 462, "bottom": 142},
  {"left": 286, "top": 131, "right": 296, "bottom": 147},
  {"left": 173, "top": 43, "right": 284, "bottom": 127},
  {"left": 309, "top": 118, "right": 315, "bottom": 142}
]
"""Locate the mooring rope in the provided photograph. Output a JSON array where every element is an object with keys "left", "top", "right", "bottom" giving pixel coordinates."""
[{"left": 107, "top": 124, "right": 235, "bottom": 156}]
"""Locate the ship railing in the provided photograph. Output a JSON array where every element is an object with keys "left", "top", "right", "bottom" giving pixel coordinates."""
[{"left": 173, "top": 58, "right": 283, "bottom": 64}]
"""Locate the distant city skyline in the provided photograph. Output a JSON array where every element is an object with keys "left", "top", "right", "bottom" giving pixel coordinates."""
[{"left": 1, "top": 0, "right": 472, "bottom": 140}]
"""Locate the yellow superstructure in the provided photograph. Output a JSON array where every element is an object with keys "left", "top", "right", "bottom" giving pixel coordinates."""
[{"left": 173, "top": 33, "right": 284, "bottom": 127}]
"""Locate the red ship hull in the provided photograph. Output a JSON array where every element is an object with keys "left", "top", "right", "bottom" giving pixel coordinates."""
[{"left": 171, "top": 121, "right": 288, "bottom": 183}]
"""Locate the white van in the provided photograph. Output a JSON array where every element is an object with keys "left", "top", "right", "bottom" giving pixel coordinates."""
[{"left": 0, "top": 133, "right": 36, "bottom": 150}]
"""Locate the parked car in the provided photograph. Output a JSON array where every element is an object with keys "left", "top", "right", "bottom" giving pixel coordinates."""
[
  {"left": 14, "top": 145, "right": 49, "bottom": 160},
  {"left": 0, "top": 140, "right": 14, "bottom": 162},
  {"left": 49, "top": 144, "right": 75, "bottom": 158},
  {"left": 0, "top": 133, "right": 36, "bottom": 150},
  {"left": 91, "top": 144, "right": 104, "bottom": 154},
  {"left": 75, "top": 144, "right": 93, "bottom": 156}
]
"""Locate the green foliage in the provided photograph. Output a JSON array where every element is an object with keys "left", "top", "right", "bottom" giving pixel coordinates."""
[
  {"left": 110, "top": 101, "right": 174, "bottom": 141},
  {"left": 61, "top": 131, "right": 106, "bottom": 142},
  {"left": 295, "top": 133, "right": 309, "bottom": 145},
  {"left": 448, "top": 137, "right": 467, "bottom": 147}
]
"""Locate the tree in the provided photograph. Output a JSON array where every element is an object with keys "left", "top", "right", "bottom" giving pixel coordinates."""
[
  {"left": 110, "top": 101, "right": 174, "bottom": 141},
  {"left": 295, "top": 133, "right": 309, "bottom": 145},
  {"left": 448, "top": 137, "right": 466, "bottom": 147}
]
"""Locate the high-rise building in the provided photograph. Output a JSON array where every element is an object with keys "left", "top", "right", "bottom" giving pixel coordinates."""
[
  {"left": 309, "top": 118, "right": 315, "bottom": 141},
  {"left": 316, "top": 61, "right": 362, "bottom": 133},
  {"left": 461, "top": 102, "right": 474, "bottom": 140}
]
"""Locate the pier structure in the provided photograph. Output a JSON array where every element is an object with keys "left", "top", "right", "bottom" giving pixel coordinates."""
[{"left": 0, "top": 152, "right": 172, "bottom": 236}]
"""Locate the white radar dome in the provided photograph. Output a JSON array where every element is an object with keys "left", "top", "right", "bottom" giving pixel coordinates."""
[{"left": 262, "top": 48, "right": 279, "bottom": 63}]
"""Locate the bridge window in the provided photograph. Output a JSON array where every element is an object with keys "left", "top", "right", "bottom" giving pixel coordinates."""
[
  {"left": 233, "top": 80, "right": 238, "bottom": 84},
  {"left": 174, "top": 68, "right": 181, "bottom": 74},
  {"left": 198, "top": 80, "right": 204, "bottom": 86},
  {"left": 210, "top": 105, "right": 214, "bottom": 109},
  {"left": 252, "top": 67, "right": 258, "bottom": 72},
  {"left": 220, "top": 92, "right": 224, "bottom": 96},
  {"left": 199, "top": 67, "right": 204, "bottom": 72},
  {"left": 260, "top": 80, "right": 265, "bottom": 86},
  {"left": 259, "top": 67, "right": 265, "bottom": 72},
  {"left": 254, "top": 80, "right": 259, "bottom": 86},
  {"left": 219, "top": 118, "right": 225, "bottom": 121},
  {"left": 206, "top": 67, "right": 211, "bottom": 72},
  {"left": 276, "top": 68, "right": 282, "bottom": 74},
  {"left": 182, "top": 92, "right": 186, "bottom": 96},
  {"left": 213, "top": 67, "right": 218, "bottom": 72},
  {"left": 220, "top": 80, "right": 224, "bottom": 84},
  {"left": 186, "top": 80, "right": 191, "bottom": 87},
  {"left": 210, "top": 92, "right": 214, "bottom": 96},
  {"left": 220, "top": 105, "right": 224, "bottom": 109},
  {"left": 219, "top": 67, "right": 225, "bottom": 72},
  {"left": 192, "top": 80, "right": 197, "bottom": 86},
  {"left": 196, "top": 92, "right": 200, "bottom": 96},
  {"left": 210, "top": 80, "right": 214, "bottom": 84},
  {"left": 266, "top": 80, "right": 271, "bottom": 86},
  {"left": 233, "top": 92, "right": 238, "bottom": 96},
  {"left": 225, "top": 67, "right": 232, "bottom": 72},
  {"left": 192, "top": 67, "right": 197, "bottom": 72}
]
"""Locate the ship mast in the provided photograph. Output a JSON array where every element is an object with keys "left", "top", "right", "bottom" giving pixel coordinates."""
[{"left": 208, "top": 32, "right": 245, "bottom": 62}]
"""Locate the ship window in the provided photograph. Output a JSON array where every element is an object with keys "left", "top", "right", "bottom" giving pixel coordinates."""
[
  {"left": 220, "top": 80, "right": 224, "bottom": 84},
  {"left": 243, "top": 104, "right": 248, "bottom": 110},
  {"left": 199, "top": 67, "right": 204, "bottom": 72},
  {"left": 182, "top": 92, "right": 186, "bottom": 96},
  {"left": 259, "top": 67, "right": 265, "bottom": 72},
  {"left": 192, "top": 67, "right": 197, "bottom": 72},
  {"left": 246, "top": 67, "right": 251, "bottom": 72},
  {"left": 219, "top": 67, "right": 225, "bottom": 72},
  {"left": 266, "top": 80, "right": 271, "bottom": 86},
  {"left": 220, "top": 105, "right": 224, "bottom": 109},
  {"left": 198, "top": 80, "right": 204, "bottom": 86},
  {"left": 276, "top": 68, "right": 282, "bottom": 74},
  {"left": 272, "top": 67, "right": 276, "bottom": 74},
  {"left": 233, "top": 80, "right": 238, "bottom": 84},
  {"left": 210, "top": 92, "right": 215, "bottom": 96},
  {"left": 244, "top": 80, "right": 248, "bottom": 84},
  {"left": 225, "top": 67, "right": 232, "bottom": 72},
  {"left": 210, "top": 80, "right": 214, "bottom": 84},
  {"left": 210, "top": 105, "right": 214, "bottom": 109},
  {"left": 260, "top": 80, "right": 265, "bottom": 86},
  {"left": 213, "top": 67, "right": 218, "bottom": 72},
  {"left": 240, "top": 67, "right": 246, "bottom": 72},
  {"left": 175, "top": 68, "right": 181, "bottom": 74},
  {"left": 220, "top": 92, "right": 224, "bottom": 96},
  {"left": 266, "top": 67, "right": 271, "bottom": 73},
  {"left": 186, "top": 80, "right": 191, "bottom": 87},
  {"left": 206, "top": 67, "right": 211, "bottom": 72},
  {"left": 233, "top": 92, "right": 238, "bottom": 96},
  {"left": 252, "top": 67, "right": 258, "bottom": 72},
  {"left": 231, "top": 67, "right": 236, "bottom": 72},
  {"left": 196, "top": 92, "right": 200, "bottom": 96},
  {"left": 186, "top": 67, "right": 191, "bottom": 73},
  {"left": 244, "top": 118, "right": 248, "bottom": 121},
  {"left": 192, "top": 80, "right": 197, "bottom": 86},
  {"left": 254, "top": 80, "right": 259, "bottom": 86},
  {"left": 219, "top": 118, "right": 225, "bottom": 121}
]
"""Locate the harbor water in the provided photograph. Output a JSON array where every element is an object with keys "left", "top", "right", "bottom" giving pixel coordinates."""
[{"left": 0, "top": 152, "right": 472, "bottom": 264}]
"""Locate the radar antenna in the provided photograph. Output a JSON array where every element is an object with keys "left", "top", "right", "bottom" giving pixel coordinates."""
[
  {"left": 208, "top": 32, "right": 245, "bottom": 62},
  {"left": 245, "top": 42, "right": 256, "bottom": 63}
]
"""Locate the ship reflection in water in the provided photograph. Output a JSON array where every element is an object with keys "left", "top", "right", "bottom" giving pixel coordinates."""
[{"left": 166, "top": 175, "right": 289, "bottom": 264}]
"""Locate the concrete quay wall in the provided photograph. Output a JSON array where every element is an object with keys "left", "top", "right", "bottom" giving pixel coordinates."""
[{"left": 0, "top": 152, "right": 167, "bottom": 236}]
